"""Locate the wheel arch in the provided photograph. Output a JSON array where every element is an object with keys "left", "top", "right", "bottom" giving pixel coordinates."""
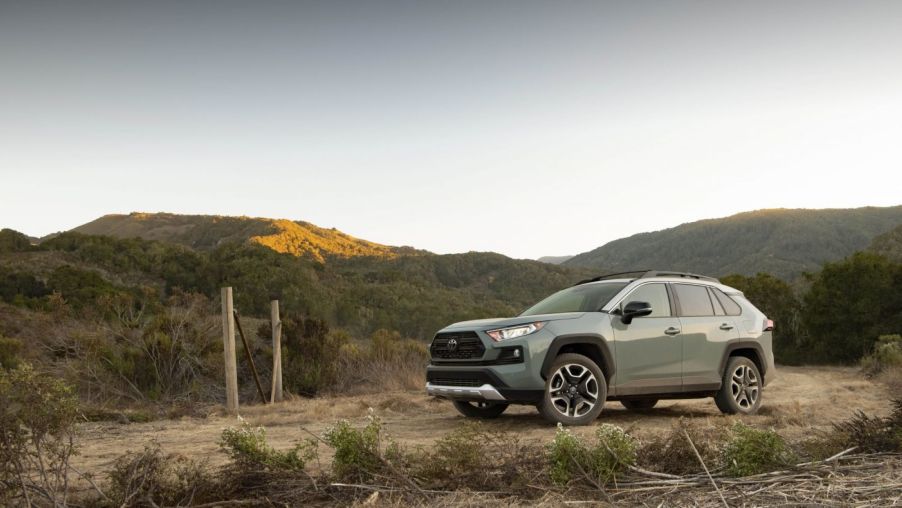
[
  {"left": 540, "top": 334, "right": 615, "bottom": 383},
  {"left": 720, "top": 343, "right": 766, "bottom": 378}
]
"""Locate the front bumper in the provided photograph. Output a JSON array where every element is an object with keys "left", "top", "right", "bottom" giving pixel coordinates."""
[{"left": 425, "top": 382, "right": 506, "bottom": 401}]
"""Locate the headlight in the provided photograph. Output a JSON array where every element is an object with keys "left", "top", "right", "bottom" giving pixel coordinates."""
[{"left": 486, "top": 322, "right": 546, "bottom": 342}]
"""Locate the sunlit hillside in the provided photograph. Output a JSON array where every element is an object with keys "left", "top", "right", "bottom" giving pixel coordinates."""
[{"left": 71, "top": 212, "right": 413, "bottom": 263}]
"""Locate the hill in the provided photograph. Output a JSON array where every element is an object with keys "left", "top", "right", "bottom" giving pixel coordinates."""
[
  {"left": 868, "top": 224, "right": 902, "bottom": 262},
  {"left": 70, "top": 213, "right": 414, "bottom": 263},
  {"left": 2, "top": 226, "right": 590, "bottom": 339},
  {"left": 564, "top": 206, "right": 902, "bottom": 279}
]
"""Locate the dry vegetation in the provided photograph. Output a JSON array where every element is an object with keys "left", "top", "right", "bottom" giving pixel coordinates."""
[{"left": 2, "top": 366, "right": 885, "bottom": 506}]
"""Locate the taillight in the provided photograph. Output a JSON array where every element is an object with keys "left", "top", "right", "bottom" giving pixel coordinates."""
[{"left": 763, "top": 319, "right": 774, "bottom": 332}]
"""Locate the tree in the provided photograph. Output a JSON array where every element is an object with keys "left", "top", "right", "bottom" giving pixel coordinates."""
[
  {"left": 802, "top": 252, "right": 902, "bottom": 363},
  {"left": 721, "top": 273, "right": 804, "bottom": 364}
]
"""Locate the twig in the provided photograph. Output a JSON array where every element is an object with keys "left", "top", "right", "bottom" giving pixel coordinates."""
[{"left": 682, "top": 428, "right": 729, "bottom": 508}]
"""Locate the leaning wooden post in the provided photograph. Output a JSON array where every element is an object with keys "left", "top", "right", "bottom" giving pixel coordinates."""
[
  {"left": 221, "top": 287, "right": 239, "bottom": 414},
  {"left": 270, "top": 300, "right": 283, "bottom": 402}
]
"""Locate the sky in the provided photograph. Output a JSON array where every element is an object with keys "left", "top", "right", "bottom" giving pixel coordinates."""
[{"left": 2, "top": 0, "right": 901, "bottom": 259}]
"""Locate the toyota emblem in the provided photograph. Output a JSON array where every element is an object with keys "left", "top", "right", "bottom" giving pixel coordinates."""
[{"left": 447, "top": 338, "right": 458, "bottom": 352}]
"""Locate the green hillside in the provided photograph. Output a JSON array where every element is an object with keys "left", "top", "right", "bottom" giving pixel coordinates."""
[
  {"left": 564, "top": 206, "right": 902, "bottom": 278},
  {"left": 868, "top": 224, "right": 902, "bottom": 262},
  {"left": 2, "top": 228, "right": 590, "bottom": 339},
  {"left": 71, "top": 212, "right": 420, "bottom": 263}
]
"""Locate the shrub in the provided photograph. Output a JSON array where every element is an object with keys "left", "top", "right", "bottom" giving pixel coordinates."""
[
  {"left": 75, "top": 292, "right": 220, "bottom": 403},
  {"left": 0, "top": 335, "right": 22, "bottom": 370},
  {"left": 219, "top": 420, "right": 311, "bottom": 471},
  {"left": 335, "top": 329, "right": 428, "bottom": 393},
  {"left": 547, "top": 423, "right": 637, "bottom": 486},
  {"left": 831, "top": 399, "right": 902, "bottom": 453},
  {"left": 277, "top": 316, "right": 349, "bottom": 396},
  {"left": 861, "top": 334, "right": 902, "bottom": 376},
  {"left": 722, "top": 423, "right": 794, "bottom": 476},
  {"left": 638, "top": 419, "right": 724, "bottom": 475},
  {"left": 107, "top": 442, "right": 219, "bottom": 507},
  {"left": 323, "top": 410, "right": 399, "bottom": 482},
  {"left": 0, "top": 364, "right": 79, "bottom": 505}
]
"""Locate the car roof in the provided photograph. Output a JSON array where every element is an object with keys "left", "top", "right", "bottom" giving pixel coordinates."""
[{"left": 580, "top": 277, "right": 743, "bottom": 295}]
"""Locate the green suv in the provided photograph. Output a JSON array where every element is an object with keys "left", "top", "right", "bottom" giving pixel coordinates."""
[{"left": 426, "top": 271, "right": 775, "bottom": 425}]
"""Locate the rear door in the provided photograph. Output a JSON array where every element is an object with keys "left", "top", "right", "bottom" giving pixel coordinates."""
[
  {"left": 611, "top": 282, "right": 683, "bottom": 396},
  {"left": 672, "top": 283, "right": 739, "bottom": 392}
]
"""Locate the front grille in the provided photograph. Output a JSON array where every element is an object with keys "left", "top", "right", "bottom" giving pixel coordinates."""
[
  {"left": 430, "top": 332, "right": 485, "bottom": 360},
  {"left": 430, "top": 378, "right": 483, "bottom": 387}
]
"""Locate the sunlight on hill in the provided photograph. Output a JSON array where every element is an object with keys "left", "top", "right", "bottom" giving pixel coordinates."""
[
  {"left": 250, "top": 219, "right": 396, "bottom": 262},
  {"left": 72, "top": 212, "right": 403, "bottom": 262}
]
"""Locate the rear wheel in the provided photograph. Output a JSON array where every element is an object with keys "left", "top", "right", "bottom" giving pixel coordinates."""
[
  {"left": 452, "top": 400, "right": 509, "bottom": 419},
  {"left": 715, "top": 356, "right": 762, "bottom": 414},
  {"left": 621, "top": 398, "right": 658, "bottom": 410},
  {"left": 538, "top": 353, "right": 607, "bottom": 425}
]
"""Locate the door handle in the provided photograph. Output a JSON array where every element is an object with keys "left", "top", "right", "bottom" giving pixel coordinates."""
[
  {"left": 719, "top": 323, "right": 734, "bottom": 331},
  {"left": 664, "top": 327, "right": 681, "bottom": 336}
]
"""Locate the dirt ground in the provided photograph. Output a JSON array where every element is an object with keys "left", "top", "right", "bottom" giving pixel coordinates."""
[{"left": 73, "top": 365, "right": 892, "bottom": 476}]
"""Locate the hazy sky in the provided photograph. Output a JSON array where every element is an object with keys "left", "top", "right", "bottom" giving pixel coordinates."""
[{"left": 2, "top": 1, "right": 901, "bottom": 259}]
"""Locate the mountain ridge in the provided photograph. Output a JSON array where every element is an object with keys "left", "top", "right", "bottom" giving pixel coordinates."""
[
  {"left": 69, "top": 212, "right": 420, "bottom": 263},
  {"left": 564, "top": 205, "right": 902, "bottom": 278}
]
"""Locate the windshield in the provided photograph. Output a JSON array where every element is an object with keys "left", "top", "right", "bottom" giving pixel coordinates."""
[{"left": 520, "top": 281, "right": 629, "bottom": 316}]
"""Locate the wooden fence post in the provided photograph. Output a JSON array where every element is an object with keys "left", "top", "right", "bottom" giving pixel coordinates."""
[
  {"left": 221, "top": 287, "right": 239, "bottom": 414},
  {"left": 270, "top": 300, "right": 283, "bottom": 402}
]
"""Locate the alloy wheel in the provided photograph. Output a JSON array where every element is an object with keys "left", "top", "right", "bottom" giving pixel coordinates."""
[
  {"left": 548, "top": 363, "right": 599, "bottom": 418},
  {"left": 730, "top": 364, "right": 759, "bottom": 409}
]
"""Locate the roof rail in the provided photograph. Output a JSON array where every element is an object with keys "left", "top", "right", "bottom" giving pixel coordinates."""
[
  {"left": 575, "top": 270, "right": 653, "bottom": 285},
  {"left": 575, "top": 270, "right": 719, "bottom": 285},
  {"left": 639, "top": 271, "right": 720, "bottom": 282}
]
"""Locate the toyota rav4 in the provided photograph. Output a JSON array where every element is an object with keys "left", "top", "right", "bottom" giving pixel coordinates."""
[{"left": 426, "top": 271, "right": 775, "bottom": 425}]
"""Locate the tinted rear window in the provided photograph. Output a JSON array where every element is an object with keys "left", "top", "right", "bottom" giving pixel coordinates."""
[
  {"left": 712, "top": 288, "right": 742, "bottom": 316},
  {"left": 673, "top": 284, "right": 714, "bottom": 317}
]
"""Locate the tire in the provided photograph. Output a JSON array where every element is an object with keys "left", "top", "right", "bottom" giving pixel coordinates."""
[
  {"left": 621, "top": 398, "right": 658, "bottom": 410},
  {"left": 452, "top": 400, "right": 509, "bottom": 419},
  {"left": 715, "top": 356, "right": 763, "bottom": 415},
  {"left": 538, "top": 353, "right": 607, "bottom": 425}
]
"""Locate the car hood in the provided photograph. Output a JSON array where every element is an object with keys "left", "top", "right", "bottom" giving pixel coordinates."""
[{"left": 439, "top": 312, "right": 584, "bottom": 332}]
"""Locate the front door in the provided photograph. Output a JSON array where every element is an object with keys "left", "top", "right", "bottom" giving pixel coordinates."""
[{"left": 611, "top": 282, "right": 683, "bottom": 396}]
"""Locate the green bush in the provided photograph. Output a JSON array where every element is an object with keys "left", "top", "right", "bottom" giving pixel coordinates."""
[
  {"left": 0, "top": 335, "right": 22, "bottom": 370},
  {"left": 220, "top": 420, "right": 310, "bottom": 471},
  {"left": 323, "top": 411, "right": 400, "bottom": 482},
  {"left": 861, "top": 334, "right": 902, "bottom": 375},
  {"left": 722, "top": 423, "right": 794, "bottom": 476},
  {"left": 0, "top": 364, "right": 80, "bottom": 505},
  {"left": 547, "top": 423, "right": 637, "bottom": 486},
  {"left": 278, "top": 316, "right": 349, "bottom": 396}
]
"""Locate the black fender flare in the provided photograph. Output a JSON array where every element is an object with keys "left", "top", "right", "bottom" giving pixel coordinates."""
[
  {"left": 719, "top": 342, "right": 767, "bottom": 377},
  {"left": 540, "top": 334, "right": 615, "bottom": 381}
]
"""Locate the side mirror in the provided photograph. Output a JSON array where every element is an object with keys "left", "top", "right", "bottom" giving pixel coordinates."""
[{"left": 621, "top": 301, "right": 652, "bottom": 324}]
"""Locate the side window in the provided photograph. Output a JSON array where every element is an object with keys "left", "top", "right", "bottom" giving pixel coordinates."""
[
  {"left": 622, "top": 283, "right": 671, "bottom": 317},
  {"left": 708, "top": 288, "right": 726, "bottom": 316},
  {"left": 673, "top": 284, "right": 714, "bottom": 317},
  {"left": 712, "top": 288, "right": 743, "bottom": 316}
]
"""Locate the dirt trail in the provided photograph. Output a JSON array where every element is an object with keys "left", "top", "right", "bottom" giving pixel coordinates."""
[{"left": 73, "top": 366, "right": 890, "bottom": 475}]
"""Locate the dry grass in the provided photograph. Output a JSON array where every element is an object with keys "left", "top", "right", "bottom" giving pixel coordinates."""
[{"left": 876, "top": 365, "right": 902, "bottom": 395}]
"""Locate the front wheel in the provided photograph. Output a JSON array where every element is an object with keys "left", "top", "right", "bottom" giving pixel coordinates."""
[
  {"left": 452, "top": 400, "right": 509, "bottom": 419},
  {"left": 715, "top": 356, "right": 762, "bottom": 414},
  {"left": 538, "top": 353, "right": 607, "bottom": 425}
]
